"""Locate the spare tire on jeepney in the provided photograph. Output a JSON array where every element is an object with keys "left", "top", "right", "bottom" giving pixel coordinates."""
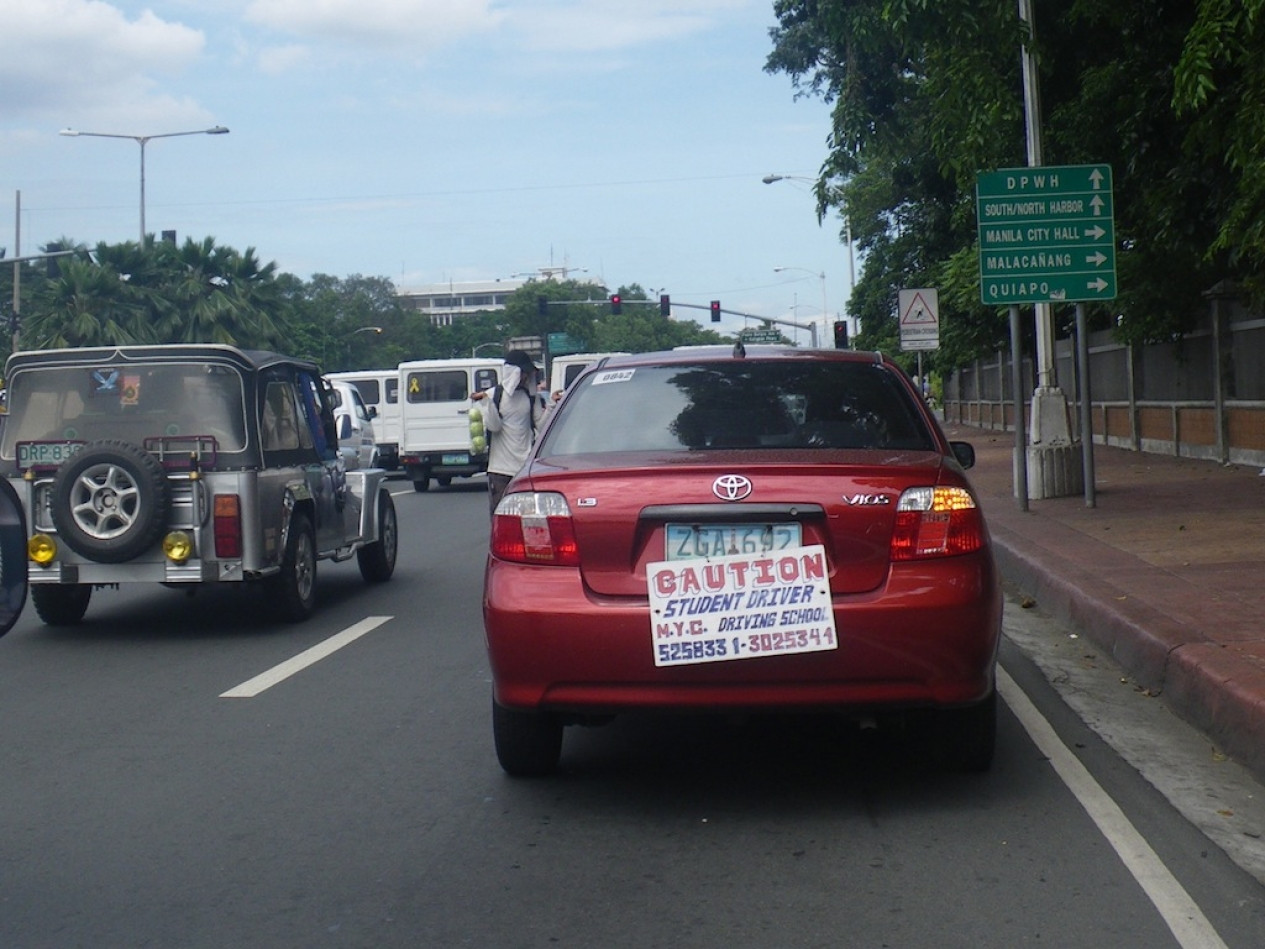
[{"left": 49, "top": 439, "right": 170, "bottom": 564}]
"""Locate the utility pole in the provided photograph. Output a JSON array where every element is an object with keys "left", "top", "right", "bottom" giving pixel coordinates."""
[{"left": 1017, "top": 0, "right": 1081, "bottom": 498}]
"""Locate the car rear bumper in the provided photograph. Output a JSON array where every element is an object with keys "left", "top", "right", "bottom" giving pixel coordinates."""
[{"left": 483, "top": 553, "right": 1002, "bottom": 714}]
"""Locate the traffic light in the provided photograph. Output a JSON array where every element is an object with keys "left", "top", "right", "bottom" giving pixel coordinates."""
[
  {"left": 46, "top": 242, "right": 63, "bottom": 278},
  {"left": 659, "top": 294, "right": 670, "bottom": 317},
  {"left": 710, "top": 300, "right": 721, "bottom": 322},
  {"left": 833, "top": 320, "right": 848, "bottom": 349},
  {"left": 537, "top": 296, "right": 548, "bottom": 317},
  {"left": 610, "top": 294, "right": 622, "bottom": 315}
]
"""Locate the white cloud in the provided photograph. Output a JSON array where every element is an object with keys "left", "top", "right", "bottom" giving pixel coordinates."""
[
  {"left": 257, "top": 44, "right": 312, "bottom": 74},
  {"left": 0, "top": 0, "right": 206, "bottom": 119},
  {"left": 244, "top": 0, "right": 505, "bottom": 52},
  {"left": 506, "top": 0, "right": 749, "bottom": 53}
]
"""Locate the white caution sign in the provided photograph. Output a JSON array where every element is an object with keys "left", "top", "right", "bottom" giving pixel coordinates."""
[{"left": 898, "top": 288, "right": 940, "bottom": 351}]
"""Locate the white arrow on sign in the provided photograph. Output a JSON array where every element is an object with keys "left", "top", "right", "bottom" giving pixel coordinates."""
[
  {"left": 1087, "top": 277, "right": 1109, "bottom": 292},
  {"left": 1091, "top": 195, "right": 1105, "bottom": 217},
  {"left": 1086, "top": 225, "right": 1106, "bottom": 240},
  {"left": 1089, "top": 168, "right": 1105, "bottom": 190},
  {"left": 1086, "top": 251, "right": 1107, "bottom": 266}
]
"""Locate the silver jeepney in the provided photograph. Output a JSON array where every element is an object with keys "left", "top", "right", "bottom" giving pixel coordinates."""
[{"left": 2, "top": 344, "right": 398, "bottom": 625}]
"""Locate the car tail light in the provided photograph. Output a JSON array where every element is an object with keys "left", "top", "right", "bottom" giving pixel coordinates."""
[
  {"left": 214, "top": 494, "right": 243, "bottom": 558},
  {"left": 890, "top": 486, "right": 986, "bottom": 560},
  {"left": 491, "top": 492, "right": 580, "bottom": 566}
]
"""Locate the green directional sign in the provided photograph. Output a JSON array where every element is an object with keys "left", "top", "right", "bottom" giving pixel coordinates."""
[
  {"left": 547, "top": 332, "right": 585, "bottom": 356},
  {"left": 740, "top": 327, "right": 783, "bottom": 344},
  {"left": 976, "top": 163, "right": 1116, "bottom": 305}
]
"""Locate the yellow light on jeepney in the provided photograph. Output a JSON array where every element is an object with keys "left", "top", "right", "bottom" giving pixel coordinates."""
[
  {"left": 163, "top": 531, "right": 194, "bottom": 564},
  {"left": 28, "top": 533, "right": 57, "bottom": 565}
]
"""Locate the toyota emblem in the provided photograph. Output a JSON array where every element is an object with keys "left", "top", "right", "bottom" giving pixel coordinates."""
[{"left": 712, "top": 474, "right": 753, "bottom": 502}]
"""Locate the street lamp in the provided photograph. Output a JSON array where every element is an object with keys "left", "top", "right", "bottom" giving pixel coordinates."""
[
  {"left": 774, "top": 266, "right": 827, "bottom": 347},
  {"left": 60, "top": 125, "right": 230, "bottom": 244},
  {"left": 764, "top": 173, "right": 856, "bottom": 333}
]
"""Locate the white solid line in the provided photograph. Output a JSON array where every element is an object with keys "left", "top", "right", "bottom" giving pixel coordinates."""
[
  {"left": 220, "top": 616, "right": 393, "bottom": 698},
  {"left": 997, "top": 667, "right": 1228, "bottom": 949}
]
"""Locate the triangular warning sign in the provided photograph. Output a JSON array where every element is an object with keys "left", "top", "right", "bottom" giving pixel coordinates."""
[{"left": 900, "top": 291, "right": 937, "bottom": 325}]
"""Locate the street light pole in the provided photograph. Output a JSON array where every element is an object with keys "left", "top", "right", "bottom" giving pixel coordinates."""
[
  {"left": 764, "top": 173, "right": 857, "bottom": 337},
  {"left": 774, "top": 266, "right": 827, "bottom": 347},
  {"left": 60, "top": 125, "right": 230, "bottom": 244}
]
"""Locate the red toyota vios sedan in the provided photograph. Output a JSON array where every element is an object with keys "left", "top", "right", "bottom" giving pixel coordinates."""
[{"left": 483, "top": 345, "right": 1002, "bottom": 776}]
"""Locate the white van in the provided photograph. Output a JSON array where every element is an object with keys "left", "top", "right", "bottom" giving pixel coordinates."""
[
  {"left": 548, "top": 352, "right": 629, "bottom": 394},
  {"left": 327, "top": 379, "right": 378, "bottom": 469},
  {"left": 326, "top": 369, "right": 400, "bottom": 469},
  {"left": 398, "top": 357, "right": 502, "bottom": 492}
]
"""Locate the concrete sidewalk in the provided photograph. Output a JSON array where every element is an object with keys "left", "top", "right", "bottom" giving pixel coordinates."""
[{"left": 945, "top": 422, "right": 1265, "bottom": 781}]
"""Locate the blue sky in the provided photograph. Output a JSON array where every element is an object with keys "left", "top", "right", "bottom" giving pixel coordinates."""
[{"left": 1, "top": 0, "right": 851, "bottom": 343}]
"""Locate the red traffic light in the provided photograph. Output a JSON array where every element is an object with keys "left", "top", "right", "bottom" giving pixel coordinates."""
[
  {"left": 610, "top": 294, "right": 622, "bottom": 315},
  {"left": 833, "top": 320, "right": 848, "bottom": 348},
  {"left": 710, "top": 300, "right": 721, "bottom": 322},
  {"left": 659, "top": 294, "right": 670, "bottom": 317}
]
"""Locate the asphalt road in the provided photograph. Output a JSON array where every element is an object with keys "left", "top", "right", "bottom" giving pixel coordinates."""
[{"left": 0, "top": 479, "right": 1262, "bottom": 948}]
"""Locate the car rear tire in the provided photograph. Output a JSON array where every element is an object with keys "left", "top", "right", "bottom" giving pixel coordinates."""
[
  {"left": 31, "top": 584, "right": 92, "bottom": 626},
  {"left": 357, "top": 489, "right": 398, "bottom": 583},
  {"left": 937, "top": 689, "right": 997, "bottom": 773},
  {"left": 50, "top": 440, "right": 169, "bottom": 563},
  {"left": 493, "top": 699, "right": 563, "bottom": 777},
  {"left": 268, "top": 513, "right": 317, "bottom": 622}
]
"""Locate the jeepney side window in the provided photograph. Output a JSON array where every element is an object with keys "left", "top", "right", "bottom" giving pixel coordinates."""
[{"left": 261, "top": 382, "right": 301, "bottom": 451}]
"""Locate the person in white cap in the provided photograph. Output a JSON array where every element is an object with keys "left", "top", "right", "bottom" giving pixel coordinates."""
[{"left": 473, "top": 349, "right": 548, "bottom": 515}]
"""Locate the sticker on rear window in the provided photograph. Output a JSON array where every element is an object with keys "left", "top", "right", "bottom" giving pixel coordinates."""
[{"left": 592, "top": 369, "right": 635, "bottom": 385}]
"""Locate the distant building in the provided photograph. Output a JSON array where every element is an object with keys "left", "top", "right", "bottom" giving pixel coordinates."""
[{"left": 396, "top": 280, "right": 527, "bottom": 326}]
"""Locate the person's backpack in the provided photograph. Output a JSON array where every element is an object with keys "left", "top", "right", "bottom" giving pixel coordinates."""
[{"left": 491, "top": 384, "right": 541, "bottom": 434}]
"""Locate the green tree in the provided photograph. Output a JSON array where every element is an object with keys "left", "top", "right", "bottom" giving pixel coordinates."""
[
  {"left": 1172, "top": 0, "right": 1265, "bottom": 298},
  {"left": 766, "top": 0, "right": 1260, "bottom": 368},
  {"left": 293, "top": 273, "right": 414, "bottom": 370}
]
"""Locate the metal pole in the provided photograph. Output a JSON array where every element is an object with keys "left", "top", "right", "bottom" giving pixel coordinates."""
[
  {"left": 1018, "top": 0, "right": 1054, "bottom": 392},
  {"left": 11, "top": 190, "right": 19, "bottom": 353},
  {"left": 1076, "top": 304, "right": 1096, "bottom": 507},
  {"left": 1009, "top": 304, "right": 1028, "bottom": 510},
  {"left": 138, "top": 138, "right": 147, "bottom": 243}
]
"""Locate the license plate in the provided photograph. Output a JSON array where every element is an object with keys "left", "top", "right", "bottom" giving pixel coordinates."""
[
  {"left": 665, "top": 523, "right": 803, "bottom": 561},
  {"left": 17, "top": 441, "right": 84, "bottom": 470},
  {"left": 441, "top": 452, "right": 470, "bottom": 465}
]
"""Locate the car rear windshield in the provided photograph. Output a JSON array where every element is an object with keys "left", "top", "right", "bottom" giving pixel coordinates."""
[
  {"left": 538, "top": 360, "right": 936, "bottom": 455},
  {"left": 1, "top": 362, "right": 248, "bottom": 455}
]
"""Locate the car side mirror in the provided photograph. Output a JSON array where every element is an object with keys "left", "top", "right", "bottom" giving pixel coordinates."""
[
  {"left": 950, "top": 441, "right": 976, "bottom": 469},
  {"left": 368, "top": 406, "right": 377, "bottom": 419}
]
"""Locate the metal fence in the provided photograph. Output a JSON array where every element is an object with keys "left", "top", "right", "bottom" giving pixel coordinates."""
[{"left": 942, "top": 286, "right": 1265, "bottom": 468}]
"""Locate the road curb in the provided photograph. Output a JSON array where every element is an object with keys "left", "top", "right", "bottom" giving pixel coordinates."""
[{"left": 993, "top": 534, "right": 1265, "bottom": 781}]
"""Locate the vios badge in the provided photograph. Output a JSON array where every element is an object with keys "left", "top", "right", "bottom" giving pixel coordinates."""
[{"left": 712, "top": 474, "right": 753, "bottom": 502}]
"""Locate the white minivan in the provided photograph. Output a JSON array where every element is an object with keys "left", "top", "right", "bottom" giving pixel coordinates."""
[
  {"left": 327, "top": 379, "right": 379, "bottom": 470},
  {"left": 548, "top": 352, "right": 629, "bottom": 394},
  {"left": 397, "top": 357, "right": 502, "bottom": 492},
  {"left": 326, "top": 369, "right": 400, "bottom": 469}
]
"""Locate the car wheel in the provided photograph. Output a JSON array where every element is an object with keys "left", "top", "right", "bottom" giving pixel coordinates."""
[
  {"left": 357, "top": 489, "right": 397, "bottom": 583},
  {"left": 31, "top": 584, "right": 92, "bottom": 626},
  {"left": 50, "top": 440, "right": 169, "bottom": 563},
  {"left": 436, "top": 476, "right": 452, "bottom": 487},
  {"left": 268, "top": 513, "right": 317, "bottom": 622},
  {"left": 937, "top": 689, "right": 997, "bottom": 773},
  {"left": 492, "top": 699, "right": 563, "bottom": 777}
]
